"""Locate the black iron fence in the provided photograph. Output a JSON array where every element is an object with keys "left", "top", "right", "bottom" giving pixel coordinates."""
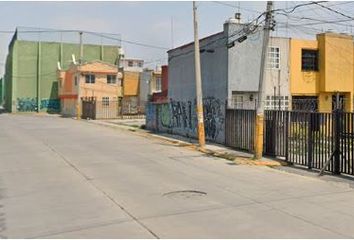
[
  {"left": 81, "top": 97, "right": 146, "bottom": 120},
  {"left": 264, "top": 110, "right": 354, "bottom": 176},
  {"left": 225, "top": 109, "right": 255, "bottom": 152}
]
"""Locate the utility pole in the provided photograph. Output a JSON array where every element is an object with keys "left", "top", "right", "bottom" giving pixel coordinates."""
[
  {"left": 254, "top": 1, "right": 273, "bottom": 159},
  {"left": 77, "top": 32, "right": 83, "bottom": 120},
  {"left": 37, "top": 39, "right": 41, "bottom": 113},
  {"left": 79, "top": 31, "right": 83, "bottom": 64},
  {"left": 193, "top": 1, "right": 205, "bottom": 147}
]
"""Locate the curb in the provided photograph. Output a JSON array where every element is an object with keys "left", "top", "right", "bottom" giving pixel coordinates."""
[{"left": 84, "top": 119, "right": 285, "bottom": 167}]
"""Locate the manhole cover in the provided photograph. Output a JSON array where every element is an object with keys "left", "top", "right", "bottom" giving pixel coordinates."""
[{"left": 163, "top": 190, "right": 207, "bottom": 199}]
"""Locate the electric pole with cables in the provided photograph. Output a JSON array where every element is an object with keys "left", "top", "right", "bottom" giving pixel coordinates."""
[
  {"left": 193, "top": 1, "right": 206, "bottom": 147},
  {"left": 254, "top": 1, "right": 273, "bottom": 159}
]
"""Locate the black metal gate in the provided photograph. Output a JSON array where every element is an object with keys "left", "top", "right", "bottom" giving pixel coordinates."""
[
  {"left": 225, "top": 109, "right": 256, "bottom": 152},
  {"left": 264, "top": 110, "right": 288, "bottom": 158}
]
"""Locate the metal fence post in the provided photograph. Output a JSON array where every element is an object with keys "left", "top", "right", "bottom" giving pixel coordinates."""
[
  {"left": 308, "top": 113, "right": 313, "bottom": 169},
  {"left": 285, "top": 111, "right": 289, "bottom": 161},
  {"left": 334, "top": 109, "right": 341, "bottom": 174}
]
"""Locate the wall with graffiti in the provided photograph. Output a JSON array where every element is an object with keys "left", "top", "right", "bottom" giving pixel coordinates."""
[
  {"left": 146, "top": 97, "right": 225, "bottom": 143},
  {"left": 16, "top": 98, "right": 60, "bottom": 112}
]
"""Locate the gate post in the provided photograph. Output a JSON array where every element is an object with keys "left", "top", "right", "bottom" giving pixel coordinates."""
[
  {"left": 285, "top": 111, "right": 289, "bottom": 161},
  {"left": 333, "top": 109, "right": 341, "bottom": 174}
]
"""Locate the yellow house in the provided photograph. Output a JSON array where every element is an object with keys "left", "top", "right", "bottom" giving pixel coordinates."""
[
  {"left": 58, "top": 61, "right": 121, "bottom": 117},
  {"left": 290, "top": 32, "right": 354, "bottom": 112}
]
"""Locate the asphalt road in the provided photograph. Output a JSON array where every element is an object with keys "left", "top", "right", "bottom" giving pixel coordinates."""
[{"left": 1, "top": 113, "right": 354, "bottom": 238}]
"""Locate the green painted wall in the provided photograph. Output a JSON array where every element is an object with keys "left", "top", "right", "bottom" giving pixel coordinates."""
[{"left": 4, "top": 39, "right": 120, "bottom": 112}]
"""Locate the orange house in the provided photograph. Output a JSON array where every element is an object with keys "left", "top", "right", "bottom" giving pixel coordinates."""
[{"left": 58, "top": 61, "right": 121, "bottom": 117}]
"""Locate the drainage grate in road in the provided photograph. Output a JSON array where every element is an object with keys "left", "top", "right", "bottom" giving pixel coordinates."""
[{"left": 163, "top": 190, "right": 207, "bottom": 199}]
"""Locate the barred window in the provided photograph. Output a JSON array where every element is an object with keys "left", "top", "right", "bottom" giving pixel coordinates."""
[
  {"left": 107, "top": 75, "right": 117, "bottom": 84},
  {"left": 302, "top": 49, "right": 318, "bottom": 71},
  {"left": 102, "top": 97, "right": 109, "bottom": 106},
  {"left": 267, "top": 47, "right": 280, "bottom": 69},
  {"left": 292, "top": 96, "right": 318, "bottom": 112},
  {"left": 85, "top": 74, "right": 95, "bottom": 84}
]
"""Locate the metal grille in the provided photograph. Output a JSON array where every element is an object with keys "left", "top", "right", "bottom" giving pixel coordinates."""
[
  {"left": 264, "top": 110, "right": 288, "bottom": 158},
  {"left": 225, "top": 109, "right": 256, "bottom": 152},
  {"left": 264, "top": 110, "right": 354, "bottom": 176},
  {"left": 81, "top": 98, "right": 146, "bottom": 120}
]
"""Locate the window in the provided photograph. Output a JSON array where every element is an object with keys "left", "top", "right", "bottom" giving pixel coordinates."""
[
  {"left": 128, "top": 61, "right": 134, "bottom": 67},
  {"left": 267, "top": 47, "right": 280, "bottom": 69},
  {"left": 74, "top": 76, "right": 78, "bottom": 86},
  {"left": 156, "top": 77, "right": 162, "bottom": 92},
  {"left": 102, "top": 97, "right": 109, "bottom": 106},
  {"left": 107, "top": 75, "right": 117, "bottom": 84},
  {"left": 85, "top": 74, "right": 95, "bottom": 84},
  {"left": 265, "top": 95, "right": 290, "bottom": 110},
  {"left": 138, "top": 62, "right": 143, "bottom": 68},
  {"left": 302, "top": 49, "right": 318, "bottom": 71},
  {"left": 292, "top": 96, "right": 318, "bottom": 112}
]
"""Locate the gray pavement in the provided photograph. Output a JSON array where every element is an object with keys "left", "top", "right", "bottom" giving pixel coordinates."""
[{"left": 1, "top": 113, "right": 354, "bottom": 238}]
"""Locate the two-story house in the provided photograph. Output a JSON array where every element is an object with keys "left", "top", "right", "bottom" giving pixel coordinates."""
[{"left": 58, "top": 60, "right": 121, "bottom": 117}]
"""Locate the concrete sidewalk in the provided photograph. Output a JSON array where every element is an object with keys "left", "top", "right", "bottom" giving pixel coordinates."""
[{"left": 89, "top": 118, "right": 284, "bottom": 167}]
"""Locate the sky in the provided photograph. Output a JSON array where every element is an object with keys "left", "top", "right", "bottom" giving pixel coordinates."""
[{"left": 1, "top": 1, "right": 354, "bottom": 76}]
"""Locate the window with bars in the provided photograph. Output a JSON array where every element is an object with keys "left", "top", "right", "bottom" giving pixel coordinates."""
[
  {"left": 267, "top": 47, "right": 280, "bottom": 69},
  {"left": 265, "top": 95, "right": 289, "bottom": 110},
  {"left": 102, "top": 97, "right": 109, "bottom": 106},
  {"left": 85, "top": 74, "right": 95, "bottom": 84},
  {"left": 302, "top": 49, "right": 318, "bottom": 71},
  {"left": 107, "top": 75, "right": 117, "bottom": 84}
]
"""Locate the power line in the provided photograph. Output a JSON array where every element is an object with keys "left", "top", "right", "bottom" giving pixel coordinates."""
[
  {"left": 86, "top": 31, "right": 168, "bottom": 50},
  {"left": 168, "top": 10, "right": 266, "bottom": 62},
  {"left": 291, "top": 1, "right": 354, "bottom": 13},
  {"left": 312, "top": 1, "right": 354, "bottom": 20},
  {"left": 272, "top": 1, "right": 327, "bottom": 14},
  {"left": 0, "top": 28, "right": 169, "bottom": 50},
  {"left": 276, "top": 13, "right": 354, "bottom": 28},
  {"left": 211, "top": 1, "right": 262, "bottom": 13}
]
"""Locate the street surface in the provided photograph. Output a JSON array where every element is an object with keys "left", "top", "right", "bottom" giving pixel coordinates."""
[{"left": 1, "top": 114, "right": 354, "bottom": 238}]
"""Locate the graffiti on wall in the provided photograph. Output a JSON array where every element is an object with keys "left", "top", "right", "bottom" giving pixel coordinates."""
[
  {"left": 17, "top": 98, "right": 37, "bottom": 112},
  {"left": 147, "top": 97, "right": 225, "bottom": 141},
  {"left": 40, "top": 99, "right": 60, "bottom": 111},
  {"left": 146, "top": 103, "right": 157, "bottom": 130},
  {"left": 170, "top": 99, "right": 194, "bottom": 129},
  {"left": 203, "top": 97, "right": 224, "bottom": 140},
  {"left": 16, "top": 98, "right": 60, "bottom": 112},
  {"left": 159, "top": 104, "right": 171, "bottom": 128}
]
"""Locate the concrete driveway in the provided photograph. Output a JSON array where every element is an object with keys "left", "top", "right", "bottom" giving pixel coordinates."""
[{"left": 1, "top": 113, "right": 354, "bottom": 238}]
